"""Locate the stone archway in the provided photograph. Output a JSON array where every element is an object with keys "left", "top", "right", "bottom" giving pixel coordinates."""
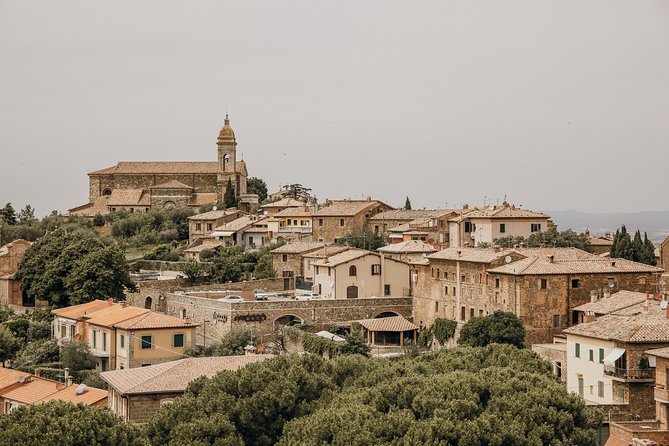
[
  {"left": 274, "top": 314, "right": 304, "bottom": 326},
  {"left": 144, "top": 296, "right": 153, "bottom": 309},
  {"left": 374, "top": 311, "right": 401, "bottom": 318}
]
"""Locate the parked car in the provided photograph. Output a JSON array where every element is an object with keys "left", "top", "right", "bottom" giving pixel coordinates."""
[
  {"left": 254, "top": 289, "right": 269, "bottom": 301},
  {"left": 295, "top": 292, "right": 322, "bottom": 301},
  {"left": 217, "top": 295, "right": 243, "bottom": 302}
]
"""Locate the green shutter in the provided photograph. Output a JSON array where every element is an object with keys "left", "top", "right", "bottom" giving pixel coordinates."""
[
  {"left": 575, "top": 343, "right": 580, "bottom": 358},
  {"left": 599, "top": 348, "right": 604, "bottom": 363}
]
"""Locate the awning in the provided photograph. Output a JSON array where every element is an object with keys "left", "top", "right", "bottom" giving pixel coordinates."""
[
  {"left": 603, "top": 348, "right": 626, "bottom": 365},
  {"left": 211, "top": 231, "right": 234, "bottom": 237}
]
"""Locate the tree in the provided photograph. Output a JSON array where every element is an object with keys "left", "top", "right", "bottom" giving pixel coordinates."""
[
  {"left": 60, "top": 340, "right": 97, "bottom": 371},
  {"left": 404, "top": 197, "right": 412, "bottom": 210},
  {"left": 182, "top": 260, "right": 208, "bottom": 284},
  {"left": 494, "top": 228, "right": 590, "bottom": 251},
  {"left": 0, "top": 401, "right": 147, "bottom": 446},
  {"left": 0, "top": 203, "right": 17, "bottom": 225},
  {"left": 632, "top": 230, "right": 644, "bottom": 262},
  {"left": 0, "top": 325, "right": 20, "bottom": 366},
  {"left": 223, "top": 178, "right": 237, "bottom": 209},
  {"left": 12, "top": 339, "right": 60, "bottom": 370},
  {"left": 17, "top": 205, "right": 36, "bottom": 225},
  {"left": 209, "top": 250, "right": 244, "bottom": 283},
  {"left": 253, "top": 252, "right": 276, "bottom": 279},
  {"left": 609, "top": 225, "right": 656, "bottom": 265},
  {"left": 643, "top": 232, "right": 657, "bottom": 266},
  {"left": 214, "top": 327, "right": 258, "bottom": 356},
  {"left": 285, "top": 184, "right": 312, "bottom": 202},
  {"left": 458, "top": 311, "right": 525, "bottom": 348},
  {"left": 339, "top": 332, "right": 370, "bottom": 357},
  {"left": 15, "top": 229, "right": 135, "bottom": 307},
  {"left": 247, "top": 177, "right": 268, "bottom": 202},
  {"left": 338, "top": 230, "right": 385, "bottom": 251},
  {"left": 92, "top": 213, "right": 106, "bottom": 227}
]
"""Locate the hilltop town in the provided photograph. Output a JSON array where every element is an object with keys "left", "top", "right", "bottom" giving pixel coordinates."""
[{"left": 0, "top": 117, "right": 668, "bottom": 445}]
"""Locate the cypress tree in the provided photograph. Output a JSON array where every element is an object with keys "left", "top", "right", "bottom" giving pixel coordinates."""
[
  {"left": 223, "top": 179, "right": 237, "bottom": 209},
  {"left": 643, "top": 232, "right": 657, "bottom": 266},
  {"left": 610, "top": 229, "right": 620, "bottom": 257},
  {"left": 404, "top": 197, "right": 412, "bottom": 210},
  {"left": 632, "top": 230, "right": 644, "bottom": 262},
  {"left": 616, "top": 225, "right": 633, "bottom": 260}
]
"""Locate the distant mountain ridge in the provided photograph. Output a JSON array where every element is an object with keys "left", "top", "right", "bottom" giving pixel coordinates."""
[{"left": 547, "top": 210, "right": 669, "bottom": 245}]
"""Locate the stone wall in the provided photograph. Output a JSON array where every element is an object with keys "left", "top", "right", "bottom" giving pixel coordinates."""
[
  {"left": 92, "top": 173, "right": 220, "bottom": 200},
  {"left": 127, "top": 287, "right": 412, "bottom": 344},
  {"left": 312, "top": 214, "right": 366, "bottom": 244},
  {"left": 127, "top": 392, "right": 182, "bottom": 424},
  {"left": 608, "top": 421, "right": 669, "bottom": 446},
  {"left": 272, "top": 252, "right": 303, "bottom": 278},
  {"left": 531, "top": 343, "right": 567, "bottom": 383}
]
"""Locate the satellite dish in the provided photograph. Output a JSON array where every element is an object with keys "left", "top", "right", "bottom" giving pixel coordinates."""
[
  {"left": 18, "top": 376, "right": 25, "bottom": 384},
  {"left": 661, "top": 301, "right": 668, "bottom": 310},
  {"left": 212, "top": 206, "right": 218, "bottom": 211},
  {"left": 505, "top": 256, "right": 512, "bottom": 264}
]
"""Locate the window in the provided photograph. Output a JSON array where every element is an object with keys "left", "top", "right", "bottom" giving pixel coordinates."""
[
  {"left": 207, "top": 223, "right": 212, "bottom": 231},
  {"left": 293, "top": 220, "right": 298, "bottom": 226},
  {"left": 499, "top": 223, "right": 506, "bottom": 233},
  {"left": 464, "top": 222, "right": 474, "bottom": 233},
  {"left": 173, "top": 334, "right": 184, "bottom": 348},
  {"left": 102, "top": 332, "right": 107, "bottom": 352},
  {"left": 617, "top": 387, "right": 624, "bottom": 403},
  {"left": 160, "top": 399, "right": 174, "bottom": 406},
  {"left": 531, "top": 223, "right": 542, "bottom": 233},
  {"left": 552, "top": 315, "right": 560, "bottom": 328},
  {"left": 578, "top": 376, "right": 584, "bottom": 397},
  {"left": 575, "top": 343, "right": 580, "bottom": 358},
  {"left": 349, "top": 265, "right": 357, "bottom": 276},
  {"left": 69, "top": 325, "right": 75, "bottom": 338},
  {"left": 319, "top": 219, "right": 324, "bottom": 226},
  {"left": 92, "top": 330, "right": 97, "bottom": 348},
  {"left": 461, "top": 274, "right": 466, "bottom": 282},
  {"left": 639, "top": 276, "right": 647, "bottom": 285},
  {"left": 339, "top": 219, "right": 345, "bottom": 227},
  {"left": 141, "top": 335, "right": 152, "bottom": 349},
  {"left": 287, "top": 219, "right": 292, "bottom": 226},
  {"left": 435, "top": 301, "right": 439, "bottom": 312},
  {"left": 599, "top": 348, "right": 604, "bottom": 364},
  {"left": 120, "top": 334, "right": 125, "bottom": 349},
  {"left": 479, "top": 309, "right": 484, "bottom": 316},
  {"left": 384, "top": 285, "right": 391, "bottom": 296},
  {"left": 437, "top": 268, "right": 440, "bottom": 278},
  {"left": 374, "top": 225, "right": 380, "bottom": 234},
  {"left": 589, "top": 349, "right": 593, "bottom": 362},
  {"left": 470, "top": 308, "right": 475, "bottom": 319},
  {"left": 598, "top": 381, "right": 604, "bottom": 398},
  {"left": 540, "top": 278, "right": 548, "bottom": 289},
  {"left": 495, "top": 278, "right": 500, "bottom": 288},
  {"left": 196, "top": 223, "right": 202, "bottom": 231},
  {"left": 571, "top": 279, "right": 580, "bottom": 289},
  {"left": 328, "top": 267, "right": 331, "bottom": 277},
  {"left": 460, "top": 306, "right": 466, "bottom": 321},
  {"left": 346, "top": 286, "right": 358, "bottom": 298},
  {"left": 371, "top": 264, "right": 381, "bottom": 275},
  {"left": 61, "top": 325, "right": 66, "bottom": 338},
  {"left": 316, "top": 266, "right": 320, "bottom": 275},
  {"left": 282, "top": 254, "right": 288, "bottom": 262},
  {"left": 444, "top": 286, "right": 448, "bottom": 295},
  {"left": 443, "top": 271, "right": 448, "bottom": 280},
  {"left": 608, "top": 278, "right": 616, "bottom": 288}
]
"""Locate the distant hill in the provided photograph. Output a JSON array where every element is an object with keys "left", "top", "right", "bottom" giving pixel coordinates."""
[{"left": 548, "top": 210, "right": 669, "bottom": 245}]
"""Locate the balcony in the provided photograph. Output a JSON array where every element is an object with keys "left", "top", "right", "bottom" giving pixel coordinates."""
[
  {"left": 604, "top": 365, "right": 655, "bottom": 382},
  {"left": 655, "top": 386, "right": 669, "bottom": 403},
  {"left": 278, "top": 227, "right": 312, "bottom": 234}
]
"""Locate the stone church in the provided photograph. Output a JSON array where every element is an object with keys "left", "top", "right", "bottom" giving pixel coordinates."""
[{"left": 70, "top": 115, "right": 255, "bottom": 216}]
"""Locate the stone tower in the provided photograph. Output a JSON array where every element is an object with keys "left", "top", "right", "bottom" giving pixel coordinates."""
[{"left": 217, "top": 114, "right": 237, "bottom": 200}]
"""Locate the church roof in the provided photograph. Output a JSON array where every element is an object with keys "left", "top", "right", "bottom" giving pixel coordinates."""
[
  {"left": 108, "top": 189, "right": 150, "bottom": 206},
  {"left": 89, "top": 161, "right": 246, "bottom": 176}
]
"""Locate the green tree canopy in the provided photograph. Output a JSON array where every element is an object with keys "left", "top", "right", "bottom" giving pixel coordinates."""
[
  {"left": 247, "top": 177, "right": 268, "bottom": 202},
  {"left": 15, "top": 229, "right": 135, "bottom": 307},
  {"left": 610, "top": 225, "right": 656, "bottom": 265},
  {"left": 0, "top": 202, "right": 17, "bottom": 225},
  {"left": 338, "top": 231, "right": 385, "bottom": 251},
  {"left": 146, "top": 345, "right": 600, "bottom": 446},
  {"left": 0, "top": 401, "right": 147, "bottom": 446},
  {"left": 404, "top": 197, "right": 412, "bottom": 210},
  {"left": 60, "top": 339, "right": 98, "bottom": 371},
  {"left": 458, "top": 311, "right": 525, "bottom": 348},
  {"left": 0, "top": 325, "right": 20, "bottom": 367},
  {"left": 284, "top": 184, "right": 312, "bottom": 201},
  {"left": 495, "top": 228, "right": 590, "bottom": 251}
]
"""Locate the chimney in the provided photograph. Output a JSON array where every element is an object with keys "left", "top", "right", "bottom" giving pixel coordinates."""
[
  {"left": 590, "top": 290, "right": 598, "bottom": 303},
  {"left": 584, "top": 311, "right": 596, "bottom": 323},
  {"left": 611, "top": 261, "right": 616, "bottom": 267},
  {"left": 463, "top": 204, "right": 469, "bottom": 210},
  {"left": 107, "top": 297, "right": 114, "bottom": 305},
  {"left": 64, "top": 368, "right": 73, "bottom": 387},
  {"left": 548, "top": 255, "right": 554, "bottom": 263}
]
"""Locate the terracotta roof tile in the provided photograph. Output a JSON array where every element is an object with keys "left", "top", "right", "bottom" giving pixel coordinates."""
[
  {"left": 314, "top": 200, "right": 389, "bottom": 217},
  {"left": 84, "top": 305, "right": 151, "bottom": 327},
  {"left": 301, "top": 245, "right": 351, "bottom": 259},
  {"left": 37, "top": 384, "right": 107, "bottom": 406},
  {"left": 357, "top": 316, "right": 417, "bottom": 332},
  {"left": 378, "top": 240, "right": 436, "bottom": 254},
  {"left": 1, "top": 377, "right": 60, "bottom": 404},
  {"left": 107, "top": 189, "right": 150, "bottom": 206},
  {"left": 428, "top": 247, "right": 517, "bottom": 263},
  {"left": 114, "top": 312, "right": 198, "bottom": 330},
  {"left": 52, "top": 300, "right": 115, "bottom": 320},
  {"left": 0, "top": 367, "right": 30, "bottom": 391},
  {"left": 271, "top": 242, "right": 325, "bottom": 254},
  {"left": 572, "top": 291, "right": 649, "bottom": 314},
  {"left": 312, "top": 249, "right": 372, "bottom": 267},
  {"left": 261, "top": 198, "right": 305, "bottom": 209},
  {"left": 68, "top": 197, "right": 111, "bottom": 216},
  {"left": 488, "top": 257, "right": 663, "bottom": 275},
  {"left": 273, "top": 206, "right": 316, "bottom": 217},
  {"left": 369, "top": 209, "right": 459, "bottom": 221},
  {"left": 188, "top": 209, "right": 243, "bottom": 221},
  {"left": 101, "top": 356, "right": 272, "bottom": 395},
  {"left": 150, "top": 180, "right": 193, "bottom": 189}
]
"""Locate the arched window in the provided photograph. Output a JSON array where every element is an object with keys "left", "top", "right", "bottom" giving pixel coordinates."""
[
  {"left": 102, "top": 188, "right": 112, "bottom": 197},
  {"left": 346, "top": 286, "right": 359, "bottom": 299},
  {"left": 163, "top": 201, "right": 176, "bottom": 209},
  {"left": 144, "top": 296, "right": 152, "bottom": 309},
  {"left": 348, "top": 265, "right": 357, "bottom": 276},
  {"left": 179, "top": 308, "right": 187, "bottom": 319}
]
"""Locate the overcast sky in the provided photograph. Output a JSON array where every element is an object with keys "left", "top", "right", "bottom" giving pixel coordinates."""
[{"left": 1, "top": 0, "right": 668, "bottom": 216}]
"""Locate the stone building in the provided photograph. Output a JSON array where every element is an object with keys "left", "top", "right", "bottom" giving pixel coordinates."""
[
  {"left": 187, "top": 209, "right": 246, "bottom": 244},
  {"left": 69, "top": 115, "right": 256, "bottom": 216},
  {"left": 564, "top": 298, "right": 669, "bottom": 422},
  {"left": 368, "top": 209, "right": 459, "bottom": 247},
  {"left": 270, "top": 242, "right": 325, "bottom": 280},
  {"left": 377, "top": 239, "right": 436, "bottom": 262},
  {"left": 312, "top": 200, "right": 393, "bottom": 243},
  {"left": 101, "top": 356, "right": 270, "bottom": 423},
  {"left": 412, "top": 247, "right": 663, "bottom": 345},
  {"left": 266, "top": 206, "right": 316, "bottom": 243},
  {"left": 0, "top": 239, "right": 31, "bottom": 307}
]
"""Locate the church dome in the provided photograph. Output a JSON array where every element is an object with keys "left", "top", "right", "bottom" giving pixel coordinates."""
[{"left": 218, "top": 114, "right": 236, "bottom": 142}]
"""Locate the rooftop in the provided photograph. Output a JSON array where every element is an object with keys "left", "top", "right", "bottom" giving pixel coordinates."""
[
  {"left": 450, "top": 202, "right": 548, "bottom": 221},
  {"left": 271, "top": 242, "right": 325, "bottom": 254},
  {"left": 90, "top": 161, "right": 245, "bottom": 175},
  {"left": 113, "top": 311, "right": 198, "bottom": 330},
  {"left": 273, "top": 206, "right": 316, "bottom": 218},
  {"left": 564, "top": 300, "right": 669, "bottom": 343},
  {"left": 357, "top": 316, "right": 418, "bottom": 332},
  {"left": 313, "top": 200, "right": 389, "bottom": 217},
  {"left": 84, "top": 305, "right": 150, "bottom": 327},
  {"left": 0, "top": 377, "right": 60, "bottom": 404},
  {"left": 0, "top": 367, "right": 31, "bottom": 391},
  {"left": 188, "top": 209, "right": 243, "bottom": 221},
  {"left": 428, "top": 247, "right": 517, "bottom": 263},
  {"left": 107, "top": 189, "right": 150, "bottom": 207},
  {"left": 101, "top": 355, "right": 272, "bottom": 395},
  {"left": 378, "top": 240, "right": 436, "bottom": 254},
  {"left": 572, "top": 291, "right": 650, "bottom": 314},
  {"left": 312, "top": 249, "right": 373, "bottom": 267},
  {"left": 37, "top": 384, "right": 107, "bottom": 406},
  {"left": 150, "top": 180, "right": 193, "bottom": 190},
  {"left": 488, "top": 256, "right": 663, "bottom": 275},
  {"left": 369, "top": 209, "right": 458, "bottom": 221},
  {"left": 301, "top": 245, "right": 351, "bottom": 259},
  {"left": 261, "top": 197, "right": 306, "bottom": 209},
  {"left": 52, "top": 299, "right": 117, "bottom": 320}
]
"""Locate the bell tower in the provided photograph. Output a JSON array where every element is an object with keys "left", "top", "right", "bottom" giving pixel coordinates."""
[{"left": 217, "top": 114, "right": 237, "bottom": 174}]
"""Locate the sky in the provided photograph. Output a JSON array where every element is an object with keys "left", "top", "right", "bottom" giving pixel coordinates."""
[{"left": 1, "top": 0, "right": 668, "bottom": 217}]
